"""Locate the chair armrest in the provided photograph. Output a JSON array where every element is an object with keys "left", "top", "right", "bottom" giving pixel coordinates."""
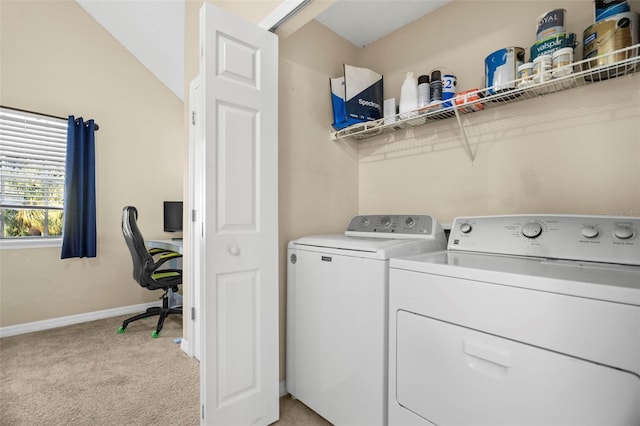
[
  {"left": 147, "top": 249, "right": 182, "bottom": 274},
  {"left": 148, "top": 247, "right": 182, "bottom": 259}
]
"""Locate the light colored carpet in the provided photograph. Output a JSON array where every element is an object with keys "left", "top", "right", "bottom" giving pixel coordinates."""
[
  {"left": 0, "top": 314, "right": 330, "bottom": 426},
  {"left": 276, "top": 396, "right": 331, "bottom": 426},
  {"left": 0, "top": 314, "right": 198, "bottom": 425}
]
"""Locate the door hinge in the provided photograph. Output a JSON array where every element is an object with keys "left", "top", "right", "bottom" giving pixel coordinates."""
[
  {"left": 191, "top": 307, "right": 196, "bottom": 321},
  {"left": 201, "top": 404, "right": 205, "bottom": 420},
  {"left": 191, "top": 111, "right": 196, "bottom": 125},
  {"left": 192, "top": 209, "right": 197, "bottom": 222}
]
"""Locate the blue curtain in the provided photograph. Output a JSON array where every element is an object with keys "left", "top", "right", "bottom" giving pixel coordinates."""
[{"left": 61, "top": 116, "right": 97, "bottom": 259}]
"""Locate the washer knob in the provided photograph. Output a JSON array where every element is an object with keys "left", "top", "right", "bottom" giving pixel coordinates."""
[
  {"left": 460, "top": 223, "right": 472, "bottom": 234},
  {"left": 405, "top": 217, "right": 415, "bottom": 228},
  {"left": 581, "top": 226, "right": 599, "bottom": 239},
  {"left": 613, "top": 225, "right": 634, "bottom": 240},
  {"left": 522, "top": 222, "right": 542, "bottom": 239},
  {"left": 380, "top": 216, "right": 392, "bottom": 227},
  {"left": 360, "top": 217, "right": 370, "bottom": 226}
]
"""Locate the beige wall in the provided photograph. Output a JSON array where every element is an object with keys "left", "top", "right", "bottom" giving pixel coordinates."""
[
  {"left": 278, "top": 19, "right": 360, "bottom": 379},
  {"left": 0, "top": 1, "right": 183, "bottom": 326},
  {"left": 355, "top": 0, "right": 640, "bottom": 223}
]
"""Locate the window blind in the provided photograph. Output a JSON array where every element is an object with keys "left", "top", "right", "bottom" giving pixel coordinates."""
[{"left": 0, "top": 107, "right": 67, "bottom": 210}]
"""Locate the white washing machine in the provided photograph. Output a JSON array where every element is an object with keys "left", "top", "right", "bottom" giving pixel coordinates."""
[
  {"left": 286, "top": 215, "right": 447, "bottom": 426},
  {"left": 388, "top": 214, "right": 640, "bottom": 426}
]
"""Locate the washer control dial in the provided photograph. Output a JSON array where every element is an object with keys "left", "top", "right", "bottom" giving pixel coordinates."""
[
  {"left": 380, "top": 216, "right": 392, "bottom": 228},
  {"left": 581, "top": 226, "right": 599, "bottom": 239},
  {"left": 613, "top": 225, "right": 634, "bottom": 240},
  {"left": 405, "top": 217, "right": 415, "bottom": 228},
  {"left": 460, "top": 223, "right": 472, "bottom": 234},
  {"left": 360, "top": 217, "right": 370, "bottom": 227},
  {"left": 522, "top": 222, "right": 543, "bottom": 239}
]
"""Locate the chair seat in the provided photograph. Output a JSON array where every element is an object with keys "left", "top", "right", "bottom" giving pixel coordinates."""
[{"left": 153, "top": 270, "right": 180, "bottom": 280}]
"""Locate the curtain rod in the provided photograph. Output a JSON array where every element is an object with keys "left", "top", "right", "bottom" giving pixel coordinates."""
[{"left": 1, "top": 105, "right": 100, "bottom": 131}]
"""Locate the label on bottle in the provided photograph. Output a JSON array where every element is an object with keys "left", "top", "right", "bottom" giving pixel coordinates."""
[
  {"left": 430, "top": 81, "right": 442, "bottom": 104},
  {"left": 442, "top": 74, "right": 457, "bottom": 108},
  {"left": 418, "top": 83, "right": 430, "bottom": 108}
]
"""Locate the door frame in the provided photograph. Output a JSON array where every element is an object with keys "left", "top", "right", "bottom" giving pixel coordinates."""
[{"left": 187, "top": 75, "right": 203, "bottom": 360}]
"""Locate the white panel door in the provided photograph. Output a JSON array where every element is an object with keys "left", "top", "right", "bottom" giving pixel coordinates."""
[{"left": 199, "top": 3, "right": 279, "bottom": 425}]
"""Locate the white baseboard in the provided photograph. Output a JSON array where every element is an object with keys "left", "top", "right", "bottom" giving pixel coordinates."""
[{"left": 0, "top": 301, "right": 160, "bottom": 338}]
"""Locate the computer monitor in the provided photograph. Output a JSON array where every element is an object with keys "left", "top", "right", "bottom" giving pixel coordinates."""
[{"left": 163, "top": 201, "right": 183, "bottom": 233}]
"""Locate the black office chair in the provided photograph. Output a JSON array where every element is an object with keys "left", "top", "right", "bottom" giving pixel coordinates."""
[{"left": 119, "top": 206, "right": 183, "bottom": 338}]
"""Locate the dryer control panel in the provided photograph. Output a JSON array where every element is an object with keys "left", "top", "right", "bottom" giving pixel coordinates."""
[
  {"left": 449, "top": 214, "right": 640, "bottom": 265},
  {"left": 345, "top": 215, "right": 445, "bottom": 240}
]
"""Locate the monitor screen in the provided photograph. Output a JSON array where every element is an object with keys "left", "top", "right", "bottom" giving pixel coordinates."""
[{"left": 163, "top": 201, "right": 183, "bottom": 233}]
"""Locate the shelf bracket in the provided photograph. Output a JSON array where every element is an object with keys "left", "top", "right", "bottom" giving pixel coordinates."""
[{"left": 454, "top": 108, "right": 475, "bottom": 163}]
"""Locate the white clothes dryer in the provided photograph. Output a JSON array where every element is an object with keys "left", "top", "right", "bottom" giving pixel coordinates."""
[
  {"left": 286, "top": 215, "right": 447, "bottom": 426},
  {"left": 388, "top": 214, "right": 640, "bottom": 426}
]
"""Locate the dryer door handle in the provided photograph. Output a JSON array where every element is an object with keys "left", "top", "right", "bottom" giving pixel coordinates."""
[{"left": 463, "top": 340, "right": 512, "bottom": 368}]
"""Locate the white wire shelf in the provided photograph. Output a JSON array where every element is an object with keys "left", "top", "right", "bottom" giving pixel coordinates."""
[{"left": 332, "top": 44, "right": 640, "bottom": 148}]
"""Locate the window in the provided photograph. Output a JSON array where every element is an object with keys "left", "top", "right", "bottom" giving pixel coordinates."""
[{"left": 0, "top": 107, "right": 67, "bottom": 241}]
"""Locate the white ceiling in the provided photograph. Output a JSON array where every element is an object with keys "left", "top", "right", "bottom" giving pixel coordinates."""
[
  {"left": 76, "top": 0, "right": 451, "bottom": 101},
  {"left": 315, "top": 0, "right": 451, "bottom": 48},
  {"left": 76, "top": 0, "right": 185, "bottom": 99}
]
